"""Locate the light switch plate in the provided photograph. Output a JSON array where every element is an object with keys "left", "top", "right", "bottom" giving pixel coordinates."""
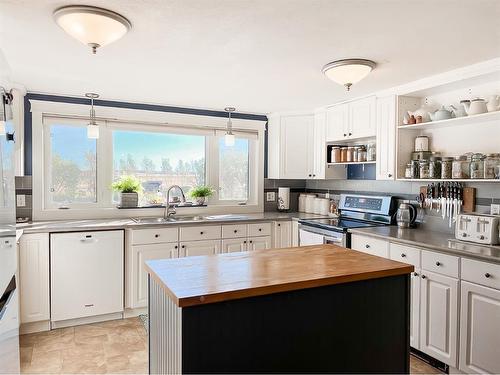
[
  {"left": 17, "top": 194, "right": 26, "bottom": 207},
  {"left": 491, "top": 203, "right": 500, "bottom": 215},
  {"left": 266, "top": 192, "right": 276, "bottom": 202}
]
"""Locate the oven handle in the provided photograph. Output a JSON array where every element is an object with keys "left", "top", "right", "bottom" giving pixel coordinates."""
[{"left": 324, "top": 236, "right": 344, "bottom": 245}]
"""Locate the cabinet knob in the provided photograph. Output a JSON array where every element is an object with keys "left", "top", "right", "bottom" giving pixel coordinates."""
[
  {"left": 155, "top": 234, "right": 159, "bottom": 238},
  {"left": 259, "top": 228, "right": 262, "bottom": 232},
  {"left": 348, "top": 132, "right": 352, "bottom": 136},
  {"left": 401, "top": 253, "right": 406, "bottom": 258},
  {"left": 485, "top": 273, "right": 491, "bottom": 278},
  {"left": 365, "top": 244, "right": 370, "bottom": 248},
  {"left": 182, "top": 245, "right": 185, "bottom": 248},
  {"left": 479, "top": 235, "right": 485, "bottom": 240},
  {"left": 243, "top": 240, "right": 247, "bottom": 244},
  {"left": 174, "top": 245, "right": 178, "bottom": 249},
  {"left": 413, "top": 272, "right": 419, "bottom": 277},
  {"left": 200, "top": 231, "right": 204, "bottom": 235},
  {"left": 250, "top": 240, "right": 253, "bottom": 243},
  {"left": 313, "top": 174, "right": 316, "bottom": 177},
  {"left": 234, "top": 230, "right": 237, "bottom": 233},
  {"left": 421, "top": 275, "right": 426, "bottom": 279},
  {"left": 388, "top": 174, "right": 392, "bottom": 178},
  {"left": 435, "top": 261, "right": 441, "bottom": 266},
  {"left": 278, "top": 223, "right": 281, "bottom": 227},
  {"left": 308, "top": 174, "right": 312, "bottom": 177},
  {"left": 343, "top": 133, "right": 347, "bottom": 137}
]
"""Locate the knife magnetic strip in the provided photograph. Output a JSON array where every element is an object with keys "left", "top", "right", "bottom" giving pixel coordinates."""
[{"left": 419, "top": 186, "right": 476, "bottom": 212}]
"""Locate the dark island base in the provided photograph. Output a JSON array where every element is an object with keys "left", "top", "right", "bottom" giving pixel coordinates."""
[{"left": 181, "top": 274, "right": 410, "bottom": 374}]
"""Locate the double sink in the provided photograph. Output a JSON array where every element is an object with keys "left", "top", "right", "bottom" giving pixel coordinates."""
[{"left": 131, "top": 214, "right": 250, "bottom": 225}]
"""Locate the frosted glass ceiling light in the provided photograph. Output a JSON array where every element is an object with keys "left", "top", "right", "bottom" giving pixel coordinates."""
[
  {"left": 322, "top": 59, "right": 376, "bottom": 91},
  {"left": 224, "top": 107, "right": 236, "bottom": 147},
  {"left": 54, "top": 5, "right": 132, "bottom": 54},
  {"left": 86, "top": 93, "right": 100, "bottom": 139}
]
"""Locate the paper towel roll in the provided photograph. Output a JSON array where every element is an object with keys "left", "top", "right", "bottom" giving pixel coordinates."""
[{"left": 277, "top": 187, "right": 290, "bottom": 211}]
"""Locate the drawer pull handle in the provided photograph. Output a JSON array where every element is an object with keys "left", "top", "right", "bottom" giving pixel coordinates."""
[
  {"left": 365, "top": 244, "right": 370, "bottom": 248},
  {"left": 421, "top": 275, "right": 426, "bottom": 279},
  {"left": 84, "top": 304, "right": 94, "bottom": 307},
  {"left": 485, "top": 273, "right": 491, "bottom": 278},
  {"left": 401, "top": 253, "right": 406, "bottom": 258},
  {"left": 435, "top": 261, "right": 441, "bottom": 266}
]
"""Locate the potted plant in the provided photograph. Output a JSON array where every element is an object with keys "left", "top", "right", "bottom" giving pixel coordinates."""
[
  {"left": 189, "top": 185, "right": 214, "bottom": 205},
  {"left": 112, "top": 175, "right": 142, "bottom": 208}
]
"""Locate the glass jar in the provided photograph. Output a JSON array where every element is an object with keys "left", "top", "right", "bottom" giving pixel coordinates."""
[
  {"left": 353, "top": 146, "right": 359, "bottom": 162},
  {"left": 484, "top": 153, "right": 500, "bottom": 179},
  {"left": 358, "top": 146, "right": 367, "bottom": 162},
  {"left": 405, "top": 163, "right": 412, "bottom": 179},
  {"left": 340, "top": 147, "right": 348, "bottom": 163},
  {"left": 419, "top": 160, "right": 430, "bottom": 179},
  {"left": 346, "top": 147, "right": 355, "bottom": 162},
  {"left": 452, "top": 156, "right": 470, "bottom": 179},
  {"left": 331, "top": 146, "right": 341, "bottom": 163},
  {"left": 441, "top": 157, "right": 453, "bottom": 179},
  {"left": 429, "top": 156, "right": 442, "bottom": 179},
  {"left": 410, "top": 160, "right": 420, "bottom": 179},
  {"left": 470, "top": 153, "right": 485, "bottom": 179},
  {"left": 367, "top": 143, "right": 376, "bottom": 161}
]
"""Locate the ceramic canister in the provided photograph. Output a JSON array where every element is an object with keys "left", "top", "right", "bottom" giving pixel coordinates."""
[
  {"left": 305, "top": 195, "right": 316, "bottom": 213},
  {"left": 313, "top": 198, "right": 323, "bottom": 214},
  {"left": 298, "top": 194, "right": 307, "bottom": 212},
  {"left": 414, "top": 136, "right": 429, "bottom": 152}
]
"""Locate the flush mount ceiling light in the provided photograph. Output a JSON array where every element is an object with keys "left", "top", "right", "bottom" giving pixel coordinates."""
[
  {"left": 53, "top": 5, "right": 131, "bottom": 54},
  {"left": 322, "top": 59, "right": 376, "bottom": 91},
  {"left": 224, "top": 107, "right": 236, "bottom": 147},
  {"left": 86, "top": 93, "right": 100, "bottom": 139}
]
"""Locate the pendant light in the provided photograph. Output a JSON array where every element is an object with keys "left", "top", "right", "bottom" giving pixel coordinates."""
[
  {"left": 53, "top": 5, "right": 132, "bottom": 54},
  {"left": 224, "top": 107, "right": 236, "bottom": 147},
  {"left": 86, "top": 93, "right": 100, "bottom": 139},
  {"left": 322, "top": 59, "right": 376, "bottom": 91}
]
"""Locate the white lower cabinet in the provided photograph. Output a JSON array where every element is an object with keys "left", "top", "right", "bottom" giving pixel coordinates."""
[
  {"left": 179, "top": 240, "right": 221, "bottom": 257},
  {"left": 247, "top": 236, "right": 272, "bottom": 251},
  {"left": 18, "top": 233, "right": 50, "bottom": 324},
  {"left": 222, "top": 238, "right": 247, "bottom": 253},
  {"left": 459, "top": 281, "right": 500, "bottom": 374},
  {"left": 50, "top": 231, "right": 124, "bottom": 322},
  {"left": 351, "top": 234, "right": 389, "bottom": 258},
  {"left": 129, "top": 243, "right": 178, "bottom": 309},
  {"left": 419, "top": 270, "right": 459, "bottom": 367},
  {"left": 273, "top": 221, "right": 291, "bottom": 248},
  {"left": 410, "top": 269, "right": 421, "bottom": 350}
]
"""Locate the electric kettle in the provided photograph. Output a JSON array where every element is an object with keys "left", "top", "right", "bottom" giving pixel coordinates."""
[{"left": 396, "top": 201, "right": 417, "bottom": 228}]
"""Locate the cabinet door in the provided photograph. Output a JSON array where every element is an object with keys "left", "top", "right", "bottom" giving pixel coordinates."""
[
  {"left": 280, "top": 115, "right": 313, "bottom": 179},
  {"left": 19, "top": 233, "right": 50, "bottom": 323},
  {"left": 312, "top": 111, "right": 326, "bottom": 179},
  {"left": 326, "top": 104, "right": 348, "bottom": 142},
  {"left": 459, "top": 281, "right": 500, "bottom": 374},
  {"left": 420, "top": 270, "right": 459, "bottom": 367},
  {"left": 291, "top": 221, "right": 299, "bottom": 247},
  {"left": 180, "top": 240, "right": 221, "bottom": 257},
  {"left": 130, "top": 243, "right": 178, "bottom": 309},
  {"left": 376, "top": 95, "right": 396, "bottom": 180},
  {"left": 274, "top": 221, "right": 292, "bottom": 248},
  {"left": 410, "top": 269, "right": 421, "bottom": 350},
  {"left": 221, "top": 238, "right": 247, "bottom": 253},
  {"left": 248, "top": 236, "right": 272, "bottom": 251},
  {"left": 349, "top": 96, "right": 376, "bottom": 139}
]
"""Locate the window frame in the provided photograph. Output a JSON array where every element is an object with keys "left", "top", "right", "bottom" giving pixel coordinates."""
[{"left": 31, "top": 99, "right": 265, "bottom": 220}]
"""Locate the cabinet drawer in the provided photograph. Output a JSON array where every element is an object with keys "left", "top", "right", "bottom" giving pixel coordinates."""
[
  {"left": 422, "top": 250, "right": 459, "bottom": 278},
  {"left": 351, "top": 234, "right": 389, "bottom": 258},
  {"left": 222, "top": 224, "right": 247, "bottom": 239},
  {"left": 131, "top": 227, "right": 178, "bottom": 245},
  {"left": 180, "top": 225, "right": 221, "bottom": 241},
  {"left": 462, "top": 258, "right": 500, "bottom": 290},
  {"left": 389, "top": 243, "right": 421, "bottom": 268},
  {"left": 248, "top": 222, "right": 272, "bottom": 237}
]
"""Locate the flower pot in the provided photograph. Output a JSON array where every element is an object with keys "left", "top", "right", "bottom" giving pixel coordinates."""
[
  {"left": 195, "top": 197, "right": 206, "bottom": 205},
  {"left": 120, "top": 192, "right": 138, "bottom": 208}
]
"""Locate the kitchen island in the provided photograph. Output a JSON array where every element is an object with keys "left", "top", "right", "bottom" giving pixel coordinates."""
[{"left": 145, "top": 245, "right": 414, "bottom": 374}]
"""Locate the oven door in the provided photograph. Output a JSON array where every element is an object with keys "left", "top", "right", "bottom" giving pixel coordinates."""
[{"left": 298, "top": 224, "right": 347, "bottom": 248}]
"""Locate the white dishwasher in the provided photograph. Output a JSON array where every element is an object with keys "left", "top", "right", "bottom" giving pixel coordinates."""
[{"left": 50, "top": 230, "right": 124, "bottom": 324}]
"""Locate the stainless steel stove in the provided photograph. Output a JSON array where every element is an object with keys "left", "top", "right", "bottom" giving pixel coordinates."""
[{"left": 298, "top": 194, "right": 396, "bottom": 248}]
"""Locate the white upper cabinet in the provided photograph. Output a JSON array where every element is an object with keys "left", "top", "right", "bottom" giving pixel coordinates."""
[
  {"left": 311, "top": 111, "right": 327, "bottom": 179},
  {"left": 376, "top": 95, "right": 396, "bottom": 180},
  {"left": 326, "top": 96, "right": 376, "bottom": 142}
]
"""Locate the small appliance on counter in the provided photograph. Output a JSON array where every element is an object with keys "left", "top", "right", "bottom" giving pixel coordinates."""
[
  {"left": 455, "top": 213, "right": 500, "bottom": 245},
  {"left": 396, "top": 201, "right": 417, "bottom": 228},
  {"left": 277, "top": 187, "right": 290, "bottom": 212}
]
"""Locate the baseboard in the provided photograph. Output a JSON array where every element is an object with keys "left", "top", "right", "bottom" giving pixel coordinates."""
[
  {"left": 50, "top": 312, "right": 124, "bottom": 329},
  {"left": 20, "top": 320, "right": 50, "bottom": 335},
  {"left": 411, "top": 348, "right": 448, "bottom": 373},
  {"left": 124, "top": 307, "right": 148, "bottom": 318}
]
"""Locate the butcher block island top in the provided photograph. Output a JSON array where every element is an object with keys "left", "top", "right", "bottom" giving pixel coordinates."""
[{"left": 145, "top": 244, "right": 414, "bottom": 307}]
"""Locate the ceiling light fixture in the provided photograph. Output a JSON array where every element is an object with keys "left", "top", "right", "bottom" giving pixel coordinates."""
[
  {"left": 53, "top": 5, "right": 132, "bottom": 54},
  {"left": 86, "top": 93, "right": 100, "bottom": 139},
  {"left": 224, "top": 107, "right": 236, "bottom": 147},
  {"left": 322, "top": 59, "right": 376, "bottom": 91}
]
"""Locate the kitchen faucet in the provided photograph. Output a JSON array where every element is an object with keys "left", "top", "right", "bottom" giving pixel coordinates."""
[{"left": 165, "top": 185, "right": 186, "bottom": 218}]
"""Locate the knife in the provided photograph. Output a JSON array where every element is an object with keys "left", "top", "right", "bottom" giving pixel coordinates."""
[
  {"left": 441, "top": 183, "right": 446, "bottom": 219},
  {"left": 449, "top": 183, "right": 455, "bottom": 227},
  {"left": 435, "top": 182, "right": 441, "bottom": 212}
]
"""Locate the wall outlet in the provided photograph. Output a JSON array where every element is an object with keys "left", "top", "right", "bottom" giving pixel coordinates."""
[
  {"left": 17, "top": 194, "right": 26, "bottom": 207},
  {"left": 266, "top": 192, "right": 276, "bottom": 202},
  {"left": 491, "top": 203, "right": 500, "bottom": 215}
]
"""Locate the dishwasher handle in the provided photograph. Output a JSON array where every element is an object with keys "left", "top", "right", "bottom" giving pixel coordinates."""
[{"left": 80, "top": 235, "right": 98, "bottom": 243}]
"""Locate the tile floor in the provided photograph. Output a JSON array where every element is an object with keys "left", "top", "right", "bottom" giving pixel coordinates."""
[{"left": 20, "top": 317, "right": 441, "bottom": 374}]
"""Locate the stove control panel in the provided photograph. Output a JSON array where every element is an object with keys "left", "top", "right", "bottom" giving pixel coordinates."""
[{"left": 339, "top": 194, "right": 393, "bottom": 216}]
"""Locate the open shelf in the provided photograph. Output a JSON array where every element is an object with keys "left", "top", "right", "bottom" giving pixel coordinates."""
[
  {"left": 327, "top": 161, "right": 376, "bottom": 166},
  {"left": 397, "top": 178, "right": 500, "bottom": 183},
  {"left": 398, "top": 110, "right": 500, "bottom": 131}
]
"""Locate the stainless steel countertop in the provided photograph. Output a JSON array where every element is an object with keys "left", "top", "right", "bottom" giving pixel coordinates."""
[
  {"left": 349, "top": 226, "right": 500, "bottom": 264},
  {"left": 17, "top": 212, "right": 328, "bottom": 234}
]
